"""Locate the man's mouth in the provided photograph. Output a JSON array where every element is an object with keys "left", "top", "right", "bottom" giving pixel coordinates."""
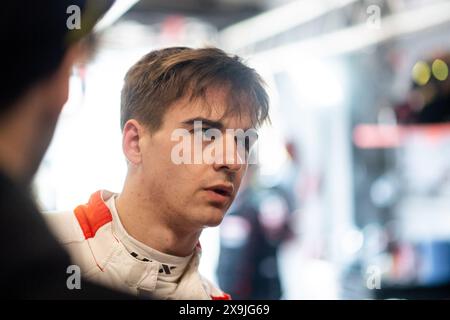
[{"left": 204, "top": 184, "right": 234, "bottom": 202}]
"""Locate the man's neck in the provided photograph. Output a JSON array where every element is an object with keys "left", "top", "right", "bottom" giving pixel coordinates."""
[{"left": 115, "top": 180, "right": 201, "bottom": 257}]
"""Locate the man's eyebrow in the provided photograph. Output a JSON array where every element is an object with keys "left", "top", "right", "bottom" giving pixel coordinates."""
[{"left": 181, "top": 117, "right": 224, "bottom": 129}]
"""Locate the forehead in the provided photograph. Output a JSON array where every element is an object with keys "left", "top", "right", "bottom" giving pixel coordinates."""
[{"left": 164, "top": 88, "right": 254, "bottom": 130}]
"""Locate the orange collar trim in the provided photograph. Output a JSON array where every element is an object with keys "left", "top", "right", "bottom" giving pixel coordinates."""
[
  {"left": 74, "top": 190, "right": 112, "bottom": 239},
  {"left": 211, "top": 293, "right": 232, "bottom": 300}
]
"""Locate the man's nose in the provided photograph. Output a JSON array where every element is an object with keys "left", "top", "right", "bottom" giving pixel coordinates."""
[{"left": 212, "top": 132, "right": 245, "bottom": 172}]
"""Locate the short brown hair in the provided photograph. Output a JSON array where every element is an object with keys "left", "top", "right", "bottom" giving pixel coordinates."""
[{"left": 120, "top": 47, "right": 269, "bottom": 131}]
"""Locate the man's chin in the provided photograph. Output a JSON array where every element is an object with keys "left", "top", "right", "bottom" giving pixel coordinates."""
[
  {"left": 204, "top": 219, "right": 224, "bottom": 228},
  {"left": 200, "top": 206, "right": 227, "bottom": 227}
]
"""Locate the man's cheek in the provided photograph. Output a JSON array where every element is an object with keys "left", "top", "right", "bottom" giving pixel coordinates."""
[{"left": 235, "top": 176, "right": 244, "bottom": 191}]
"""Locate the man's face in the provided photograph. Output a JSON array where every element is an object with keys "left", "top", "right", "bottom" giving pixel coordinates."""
[{"left": 137, "top": 89, "right": 255, "bottom": 231}]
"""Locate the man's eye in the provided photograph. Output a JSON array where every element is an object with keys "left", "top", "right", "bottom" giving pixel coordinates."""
[
  {"left": 234, "top": 136, "right": 254, "bottom": 153},
  {"left": 193, "top": 127, "right": 215, "bottom": 140},
  {"left": 245, "top": 137, "right": 253, "bottom": 153},
  {"left": 204, "top": 129, "right": 216, "bottom": 140}
]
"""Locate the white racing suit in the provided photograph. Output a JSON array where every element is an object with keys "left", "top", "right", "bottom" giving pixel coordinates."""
[{"left": 45, "top": 190, "right": 230, "bottom": 300}]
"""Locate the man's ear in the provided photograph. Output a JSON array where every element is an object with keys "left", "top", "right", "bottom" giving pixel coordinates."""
[{"left": 123, "top": 119, "right": 146, "bottom": 165}]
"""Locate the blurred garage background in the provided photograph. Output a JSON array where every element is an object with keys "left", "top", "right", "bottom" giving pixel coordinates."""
[{"left": 35, "top": 0, "right": 450, "bottom": 299}]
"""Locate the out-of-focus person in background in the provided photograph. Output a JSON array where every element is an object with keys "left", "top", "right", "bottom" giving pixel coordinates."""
[
  {"left": 45, "top": 47, "right": 270, "bottom": 299},
  {"left": 0, "top": 0, "right": 132, "bottom": 299},
  {"left": 217, "top": 161, "right": 293, "bottom": 300}
]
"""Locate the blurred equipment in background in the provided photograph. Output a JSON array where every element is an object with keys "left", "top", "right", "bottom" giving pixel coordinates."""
[
  {"left": 352, "top": 49, "right": 450, "bottom": 299},
  {"left": 395, "top": 53, "right": 450, "bottom": 124}
]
